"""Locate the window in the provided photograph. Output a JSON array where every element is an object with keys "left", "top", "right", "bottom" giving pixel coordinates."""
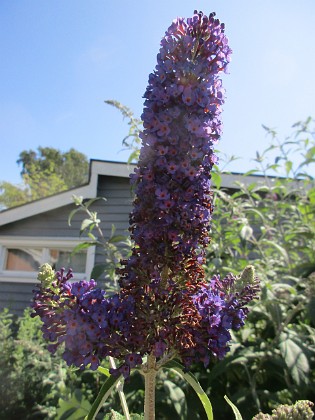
[
  {"left": 0, "top": 237, "right": 95, "bottom": 283},
  {"left": 5, "top": 248, "right": 42, "bottom": 271}
]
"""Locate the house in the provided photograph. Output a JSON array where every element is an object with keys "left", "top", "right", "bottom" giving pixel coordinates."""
[{"left": 0, "top": 159, "right": 269, "bottom": 315}]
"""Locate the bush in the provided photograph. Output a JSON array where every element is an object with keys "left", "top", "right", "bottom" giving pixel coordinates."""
[
  {"left": 0, "top": 308, "right": 103, "bottom": 419},
  {"left": 197, "top": 118, "right": 315, "bottom": 419}
]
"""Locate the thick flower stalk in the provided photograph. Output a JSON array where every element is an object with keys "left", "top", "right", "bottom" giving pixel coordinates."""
[{"left": 32, "top": 10, "right": 259, "bottom": 381}]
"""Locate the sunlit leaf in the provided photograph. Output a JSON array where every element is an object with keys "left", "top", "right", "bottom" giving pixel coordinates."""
[
  {"left": 224, "top": 395, "right": 243, "bottom": 420},
  {"left": 279, "top": 332, "right": 310, "bottom": 386},
  {"left": 164, "top": 360, "right": 213, "bottom": 420},
  {"left": 85, "top": 374, "right": 121, "bottom": 420}
]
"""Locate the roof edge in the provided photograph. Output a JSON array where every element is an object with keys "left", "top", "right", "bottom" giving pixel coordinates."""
[{"left": 0, "top": 159, "right": 288, "bottom": 227}]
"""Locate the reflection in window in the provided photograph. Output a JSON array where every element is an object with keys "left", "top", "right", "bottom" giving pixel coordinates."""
[
  {"left": 49, "top": 249, "right": 86, "bottom": 273},
  {"left": 4, "top": 247, "right": 87, "bottom": 274},
  {"left": 5, "top": 248, "right": 42, "bottom": 272}
]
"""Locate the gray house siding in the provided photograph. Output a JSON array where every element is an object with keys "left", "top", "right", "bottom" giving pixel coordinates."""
[
  {"left": 0, "top": 204, "right": 82, "bottom": 237},
  {"left": 96, "top": 175, "right": 133, "bottom": 236},
  {"left": 0, "top": 174, "right": 134, "bottom": 316},
  {"left": 94, "top": 175, "right": 133, "bottom": 269},
  {"left": 0, "top": 282, "right": 36, "bottom": 316}
]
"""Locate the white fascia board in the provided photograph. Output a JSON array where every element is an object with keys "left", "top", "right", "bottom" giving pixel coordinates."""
[
  {"left": 0, "top": 183, "right": 95, "bottom": 227},
  {"left": 0, "top": 235, "right": 92, "bottom": 247},
  {"left": 90, "top": 160, "right": 136, "bottom": 178}
]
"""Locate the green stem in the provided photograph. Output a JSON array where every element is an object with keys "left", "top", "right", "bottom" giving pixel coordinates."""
[
  {"left": 143, "top": 354, "right": 157, "bottom": 420},
  {"left": 108, "top": 357, "right": 131, "bottom": 420}
]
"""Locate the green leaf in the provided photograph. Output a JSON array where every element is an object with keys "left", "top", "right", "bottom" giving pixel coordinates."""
[
  {"left": 285, "top": 160, "right": 293, "bottom": 175},
  {"left": 128, "top": 150, "right": 140, "bottom": 164},
  {"left": 68, "top": 208, "right": 80, "bottom": 226},
  {"left": 108, "top": 235, "right": 128, "bottom": 244},
  {"left": 97, "top": 366, "right": 111, "bottom": 377},
  {"left": 279, "top": 332, "right": 310, "bottom": 386},
  {"left": 224, "top": 395, "right": 243, "bottom": 420},
  {"left": 211, "top": 171, "right": 222, "bottom": 189},
  {"left": 80, "top": 219, "right": 94, "bottom": 233},
  {"left": 260, "top": 239, "right": 290, "bottom": 264},
  {"left": 85, "top": 374, "right": 121, "bottom": 420},
  {"left": 163, "top": 380, "right": 187, "bottom": 418},
  {"left": 243, "top": 169, "right": 260, "bottom": 176},
  {"left": 90, "top": 264, "right": 108, "bottom": 280},
  {"left": 71, "top": 241, "right": 98, "bottom": 255},
  {"left": 56, "top": 389, "right": 92, "bottom": 420},
  {"left": 306, "top": 145, "right": 315, "bottom": 160},
  {"left": 164, "top": 360, "right": 213, "bottom": 420}
]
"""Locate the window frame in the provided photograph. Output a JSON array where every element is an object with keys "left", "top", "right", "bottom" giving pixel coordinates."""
[{"left": 0, "top": 236, "right": 95, "bottom": 283}]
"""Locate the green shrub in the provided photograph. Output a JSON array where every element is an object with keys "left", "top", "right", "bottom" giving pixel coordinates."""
[
  {"left": 0, "top": 308, "right": 102, "bottom": 419},
  {"left": 198, "top": 118, "right": 315, "bottom": 419}
]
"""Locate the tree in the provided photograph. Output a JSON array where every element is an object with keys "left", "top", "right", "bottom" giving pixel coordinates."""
[{"left": 0, "top": 147, "right": 89, "bottom": 209}]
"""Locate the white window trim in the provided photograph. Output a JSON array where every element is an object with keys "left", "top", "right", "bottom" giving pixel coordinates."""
[{"left": 0, "top": 236, "right": 95, "bottom": 284}]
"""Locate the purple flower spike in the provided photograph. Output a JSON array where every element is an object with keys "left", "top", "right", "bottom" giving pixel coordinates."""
[
  {"left": 119, "top": 11, "right": 232, "bottom": 293},
  {"left": 32, "top": 12, "right": 259, "bottom": 376}
]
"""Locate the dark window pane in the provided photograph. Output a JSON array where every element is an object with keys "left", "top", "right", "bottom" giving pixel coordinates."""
[{"left": 49, "top": 249, "right": 86, "bottom": 273}]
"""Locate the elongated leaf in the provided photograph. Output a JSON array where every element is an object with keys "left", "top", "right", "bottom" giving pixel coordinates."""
[
  {"left": 81, "top": 219, "right": 94, "bottom": 233},
  {"left": 245, "top": 208, "right": 266, "bottom": 222},
  {"left": 85, "top": 374, "right": 121, "bottom": 420},
  {"left": 128, "top": 150, "right": 140, "bottom": 164},
  {"left": 285, "top": 160, "right": 293, "bottom": 175},
  {"left": 164, "top": 360, "right": 213, "bottom": 420},
  {"left": 260, "top": 239, "right": 290, "bottom": 264},
  {"left": 211, "top": 171, "right": 222, "bottom": 189},
  {"left": 224, "top": 395, "right": 243, "bottom": 420},
  {"left": 68, "top": 208, "right": 80, "bottom": 226},
  {"left": 71, "top": 241, "right": 98, "bottom": 255},
  {"left": 108, "top": 235, "right": 128, "bottom": 244},
  {"left": 97, "top": 366, "right": 111, "bottom": 377}
]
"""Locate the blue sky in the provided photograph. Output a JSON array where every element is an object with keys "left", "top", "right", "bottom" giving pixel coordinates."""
[{"left": 1, "top": 0, "right": 314, "bottom": 185}]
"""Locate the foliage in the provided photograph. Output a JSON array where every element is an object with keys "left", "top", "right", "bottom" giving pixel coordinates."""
[
  {"left": 105, "top": 100, "right": 142, "bottom": 164},
  {"left": 252, "top": 400, "right": 314, "bottom": 419},
  {"left": 0, "top": 308, "right": 106, "bottom": 419},
  {"left": 198, "top": 117, "right": 315, "bottom": 419},
  {"left": 69, "top": 194, "right": 132, "bottom": 289},
  {"left": 0, "top": 147, "right": 89, "bottom": 209}
]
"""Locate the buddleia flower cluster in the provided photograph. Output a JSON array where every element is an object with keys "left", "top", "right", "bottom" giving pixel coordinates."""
[
  {"left": 252, "top": 400, "right": 314, "bottom": 419},
  {"left": 32, "top": 10, "right": 259, "bottom": 377}
]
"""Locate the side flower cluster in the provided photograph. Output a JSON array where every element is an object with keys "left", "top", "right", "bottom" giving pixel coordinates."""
[
  {"left": 32, "top": 264, "right": 143, "bottom": 376},
  {"left": 32, "top": 11, "right": 260, "bottom": 376}
]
